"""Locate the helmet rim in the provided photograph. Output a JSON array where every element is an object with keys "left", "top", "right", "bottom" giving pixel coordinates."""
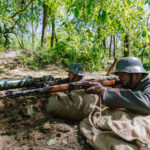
[
  {"left": 67, "top": 63, "right": 84, "bottom": 76},
  {"left": 112, "top": 57, "right": 147, "bottom": 75}
]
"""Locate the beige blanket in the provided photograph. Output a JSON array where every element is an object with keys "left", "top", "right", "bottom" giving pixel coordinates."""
[
  {"left": 80, "top": 107, "right": 150, "bottom": 150},
  {"left": 46, "top": 90, "right": 100, "bottom": 121}
]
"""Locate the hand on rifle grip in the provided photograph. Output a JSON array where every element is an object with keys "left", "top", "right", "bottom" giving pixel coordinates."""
[{"left": 85, "top": 82, "right": 106, "bottom": 95}]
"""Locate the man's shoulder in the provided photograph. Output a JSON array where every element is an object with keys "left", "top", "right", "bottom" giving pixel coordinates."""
[
  {"left": 142, "top": 74, "right": 150, "bottom": 83},
  {"left": 139, "top": 74, "right": 150, "bottom": 89}
]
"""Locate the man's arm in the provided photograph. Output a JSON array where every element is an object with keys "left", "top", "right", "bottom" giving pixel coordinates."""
[
  {"left": 103, "top": 87, "right": 150, "bottom": 114},
  {"left": 86, "top": 82, "right": 150, "bottom": 114}
]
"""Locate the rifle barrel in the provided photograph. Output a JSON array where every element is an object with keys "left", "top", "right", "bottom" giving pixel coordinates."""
[
  {"left": 2, "top": 84, "right": 70, "bottom": 97},
  {"left": 1, "top": 78, "right": 116, "bottom": 97},
  {"left": 86, "top": 77, "right": 116, "bottom": 86}
]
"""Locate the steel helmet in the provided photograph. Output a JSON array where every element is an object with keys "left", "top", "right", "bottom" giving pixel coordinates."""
[
  {"left": 112, "top": 57, "right": 147, "bottom": 74},
  {"left": 67, "top": 63, "right": 84, "bottom": 76}
]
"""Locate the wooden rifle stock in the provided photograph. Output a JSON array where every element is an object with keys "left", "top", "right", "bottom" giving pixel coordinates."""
[
  {"left": 2, "top": 77, "right": 116, "bottom": 97},
  {"left": 86, "top": 79, "right": 116, "bottom": 86}
]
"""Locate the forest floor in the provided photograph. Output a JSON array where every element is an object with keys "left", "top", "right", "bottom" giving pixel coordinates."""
[{"left": 0, "top": 49, "right": 110, "bottom": 150}]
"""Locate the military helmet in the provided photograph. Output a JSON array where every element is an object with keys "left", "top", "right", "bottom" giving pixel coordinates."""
[
  {"left": 67, "top": 63, "right": 84, "bottom": 76},
  {"left": 112, "top": 57, "right": 147, "bottom": 74}
]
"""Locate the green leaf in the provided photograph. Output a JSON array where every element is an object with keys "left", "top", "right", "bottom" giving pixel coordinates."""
[
  {"left": 27, "top": 106, "right": 34, "bottom": 116},
  {"left": 77, "top": 134, "right": 82, "bottom": 140},
  {"left": 124, "top": 48, "right": 128, "bottom": 52},
  {"left": 147, "top": 0, "right": 150, "bottom": 5},
  {"left": 142, "top": 27, "right": 147, "bottom": 38},
  {"left": 66, "top": 37, "right": 71, "bottom": 41},
  {"left": 87, "top": 0, "right": 92, "bottom": 14},
  {"left": 0, "top": 68, "right": 4, "bottom": 73},
  {"left": 47, "top": 138, "right": 56, "bottom": 146},
  {"left": 142, "top": 31, "right": 146, "bottom": 38},
  {"left": 137, "top": 32, "right": 141, "bottom": 38},
  {"left": 62, "top": 22, "right": 68, "bottom": 28},
  {"left": 101, "top": 10, "right": 107, "bottom": 23},
  {"left": 126, "top": 0, "right": 131, "bottom": 5},
  {"left": 98, "top": 9, "right": 107, "bottom": 23},
  {"left": 74, "top": 7, "right": 79, "bottom": 17},
  {"left": 62, "top": 140, "right": 68, "bottom": 144},
  {"left": 146, "top": 36, "right": 149, "bottom": 45}
]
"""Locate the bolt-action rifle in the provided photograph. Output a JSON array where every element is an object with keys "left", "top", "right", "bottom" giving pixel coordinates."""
[
  {"left": 0, "top": 75, "right": 61, "bottom": 91},
  {"left": 1, "top": 77, "right": 116, "bottom": 97}
]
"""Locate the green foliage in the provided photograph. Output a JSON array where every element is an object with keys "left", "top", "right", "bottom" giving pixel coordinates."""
[
  {"left": 19, "top": 39, "right": 107, "bottom": 71},
  {"left": 143, "top": 54, "right": 150, "bottom": 71},
  {"left": 0, "top": 0, "right": 149, "bottom": 72},
  {"left": 143, "top": 63, "right": 150, "bottom": 71},
  {"left": 0, "top": 45, "right": 6, "bottom": 51},
  {"left": 0, "top": 68, "right": 4, "bottom": 73},
  {"left": 143, "top": 49, "right": 150, "bottom": 71},
  {"left": 18, "top": 49, "right": 52, "bottom": 69}
]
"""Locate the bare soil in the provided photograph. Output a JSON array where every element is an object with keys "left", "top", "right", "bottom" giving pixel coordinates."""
[{"left": 0, "top": 50, "right": 110, "bottom": 150}]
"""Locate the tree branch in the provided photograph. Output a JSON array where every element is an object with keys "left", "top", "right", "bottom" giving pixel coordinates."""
[
  {"left": 11, "top": 0, "right": 34, "bottom": 19},
  {"left": 106, "top": 58, "right": 118, "bottom": 76}
]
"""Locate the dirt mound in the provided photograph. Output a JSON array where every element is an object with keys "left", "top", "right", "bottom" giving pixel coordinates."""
[
  {"left": 0, "top": 94, "right": 94, "bottom": 150},
  {"left": 0, "top": 50, "right": 97, "bottom": 150}
]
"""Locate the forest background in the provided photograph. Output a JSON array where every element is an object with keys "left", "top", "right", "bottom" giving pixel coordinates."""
[{"left": 0, "top": 0, "right": 150, "bottom": 72}]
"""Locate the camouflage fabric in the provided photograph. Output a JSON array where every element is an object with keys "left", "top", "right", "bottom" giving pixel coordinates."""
[{"left": 0, "top": 77, "right": 36, "bottom": 90}]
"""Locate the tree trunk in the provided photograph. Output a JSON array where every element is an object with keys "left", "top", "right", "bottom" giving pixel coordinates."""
[
  {"left": 41, "top": 3, "right": 49, "bottom": 46},
  {"left": 31, "top": 2, "right": 34, "bottom": 49},
  {"left": 14, "top": 33, "right": 23, "bottom": 49},
  {"left": 124, "top": 33, "right": 130, "bottom": 57},
  {"left": 32, "top": 23, "right": 35, "bottom": 49},
  {"left": 21, "top": 32, "right": 24, "bottom": 49},
  {"left": 113, "top": 35, "right": 116, "bottom": 58},
  {"left": 103, "top": 37, "right": 106, "bottom": 48},
  {"left": 141, "top": 43, "right": 146, "bottom": 63},
  {"left": 97, "top": 27, "right": 102, "bottom": 48},
  {"left": 55, "top": 33, "right": 58, "bottom": 43},
  {"left": 51, "top": 16, "right": 55, "bottom": 48},
  {"left": 0, "top": 25, "right": 3, "bottom": 45},
  {"left": 109, "top": 35, "right": 112, "bottom": 58},
  {"left": 3, "top": 25, "right": 10, "bottom": 48},
  {"left": 97, "top": 28, "right": 100, "bottom": 39}
]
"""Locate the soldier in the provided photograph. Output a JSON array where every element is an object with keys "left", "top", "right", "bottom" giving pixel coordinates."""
[
  {"left": 57, "top": 63, "right": 84, "bottom": 84},
  {"left": 86, "top": 57, "right": 150, "bottom": 114}
]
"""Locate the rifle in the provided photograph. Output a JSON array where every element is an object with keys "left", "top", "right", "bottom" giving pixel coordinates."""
[
  {"left": 0, "top": 75, "right": 61, "bottom": 91},
  {"left": 1, "top": 77, "right": 116, "bottom": 97}
]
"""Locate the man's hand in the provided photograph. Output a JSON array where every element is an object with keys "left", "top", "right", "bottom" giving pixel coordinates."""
[{"left": 85, "top": 82, "right": 106, "bottom": 95}]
